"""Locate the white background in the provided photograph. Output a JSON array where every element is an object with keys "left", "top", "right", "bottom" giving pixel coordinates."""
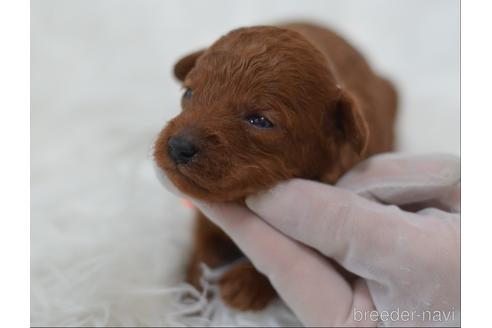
[{"left": 29, "top": 0, "right": 460, "bottom": 326}]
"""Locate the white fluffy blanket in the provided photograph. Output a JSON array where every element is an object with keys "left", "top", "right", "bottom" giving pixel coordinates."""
[{"left": 31, "top": 0, "right": 459, "bottom": 326}]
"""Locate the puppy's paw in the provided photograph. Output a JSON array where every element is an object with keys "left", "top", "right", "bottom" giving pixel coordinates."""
[{"left": 218, "top": 262, "right": 276, "bottom": 311}]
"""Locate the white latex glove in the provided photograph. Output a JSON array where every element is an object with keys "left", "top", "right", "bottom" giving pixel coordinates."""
[{"left": 193, "top": 153, "right": 460, "bottom": 327}]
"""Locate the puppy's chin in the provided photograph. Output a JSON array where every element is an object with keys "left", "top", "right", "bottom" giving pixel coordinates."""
[
  {"left": 154, "top": 162, "right": 249, "bottom": 202},
  {"left": 153, "top": 161, "right": 183, "bottom": 197}
]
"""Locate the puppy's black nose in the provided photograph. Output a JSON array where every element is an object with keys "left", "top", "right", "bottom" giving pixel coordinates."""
[{"left": 168, "top": 134, "right": 199, "bottom": 164}]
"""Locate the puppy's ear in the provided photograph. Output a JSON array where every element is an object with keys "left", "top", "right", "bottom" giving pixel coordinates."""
[
  {"left": 173, "top": 49, "right": 205, "bottom": 81},
  {"left": 327, "top": 89, "right": 369, "bottom": 155}
]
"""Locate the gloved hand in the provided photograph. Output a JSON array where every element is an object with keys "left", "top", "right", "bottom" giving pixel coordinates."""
[{"left": 193, "top": 153, "right": 460, "bottom": 327}]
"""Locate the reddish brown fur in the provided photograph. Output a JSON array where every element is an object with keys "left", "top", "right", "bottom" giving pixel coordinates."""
[{"left": 154, "top": 22, "right": 397, "bottom": 311}]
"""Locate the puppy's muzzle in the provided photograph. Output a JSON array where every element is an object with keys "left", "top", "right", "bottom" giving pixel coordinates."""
[{"left": 168, "top": 132, "right": 199, "bottom": 164}]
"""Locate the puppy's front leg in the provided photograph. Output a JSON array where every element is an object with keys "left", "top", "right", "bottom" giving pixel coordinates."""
[
  {"left": 186, "top": 210, "right": 243, "bottom": 288},
  {"left": 187, "top": 210, "right": 277, "bottom": 311},
  {"left": 219, "top": 261, "right": 277, "bottom": 311}
]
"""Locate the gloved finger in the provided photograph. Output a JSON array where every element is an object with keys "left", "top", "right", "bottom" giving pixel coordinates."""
[
  {"left": 245, "top": 179, "right": 438, "bottom": 281},
  {"left": 336, "top": 153, "right": 460, "bottom": 212},
  {"left": 193, "top": 200, "right": 375, "bottom": 327}
]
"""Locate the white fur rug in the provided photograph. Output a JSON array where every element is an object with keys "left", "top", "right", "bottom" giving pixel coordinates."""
[{"left": 31, "top": 0, "right": 459, "bottom": 326}]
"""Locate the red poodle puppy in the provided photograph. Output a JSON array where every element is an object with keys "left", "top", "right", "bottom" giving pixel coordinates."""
[{"left": 154, "top": 22, "right": 397, "bottom": 311}]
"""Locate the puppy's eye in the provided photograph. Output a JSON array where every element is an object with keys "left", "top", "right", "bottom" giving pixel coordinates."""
[
  {"left": 246, "top": 115, "right": 273, "bottom": 128},
  {"left": 182, "top": 88, "right": 192, "bottom": 100}
]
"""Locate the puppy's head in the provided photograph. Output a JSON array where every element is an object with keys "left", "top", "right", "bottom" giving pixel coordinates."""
[{"left": 154, "top": 26, "right": 368, "bottom": 201}]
